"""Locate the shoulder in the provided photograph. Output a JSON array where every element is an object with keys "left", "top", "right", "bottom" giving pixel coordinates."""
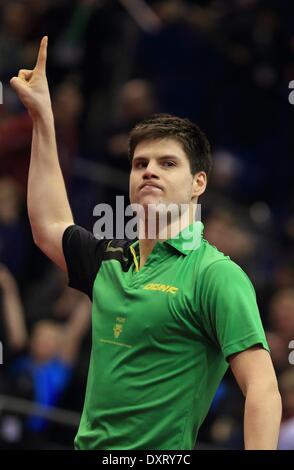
[
  {"left": 199, "top": 238, "right": 229, "bottom": 263},
  {"left": 196, "top": 238, "right": 233, "bottom": 275},
  {"left": 62, "top": 224, "right": 135, "bottom": 297},
  {"left": 196, "top": 239, "right": 255, "bottom": 293},
  {"left": 63, "top": 224, "right": 133, "bottom": 255}
]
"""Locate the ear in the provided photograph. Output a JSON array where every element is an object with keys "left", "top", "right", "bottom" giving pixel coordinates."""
[{"left": 192, "top": 171, "right": 207, "bottom": 198}]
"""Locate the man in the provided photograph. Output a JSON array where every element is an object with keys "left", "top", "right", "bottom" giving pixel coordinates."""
[{"left": 10, "top": 36, "right": 282, "bottom": 450}]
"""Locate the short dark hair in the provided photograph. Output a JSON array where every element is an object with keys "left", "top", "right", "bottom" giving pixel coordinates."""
[{"left": 128, "top": 113, "right": 212, "bottom": 177}]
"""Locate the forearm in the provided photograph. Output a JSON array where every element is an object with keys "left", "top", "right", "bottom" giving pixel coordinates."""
[
  {"left": 244, "top": 386, "right": 282, "bottom": 449},
  {"left": 28, "top": 110, "right": 74, "bottom": 244},
  {"left": 60, "top": 296, "right": 91, "bottom": 363},
  {"left": 2, "top": 288, "right": 28, "bottom": 350},
  {"left": 67, "top": 296, "right": 91, "bottom": 339}
]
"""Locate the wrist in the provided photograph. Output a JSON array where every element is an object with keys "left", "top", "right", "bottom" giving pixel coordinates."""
[{"left": 31, "top": 105, "right": 54, "bottom": 126}]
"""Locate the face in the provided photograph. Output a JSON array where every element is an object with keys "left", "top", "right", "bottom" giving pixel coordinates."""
[
  {"left": 270, "top": 290, "right": 294, "bottom": 339},
  {"left": 129, "top": 138, "right": 206, "bottom": 212},
  {"left": 30, "top": 322, "right": 60, "bottom": 363}
]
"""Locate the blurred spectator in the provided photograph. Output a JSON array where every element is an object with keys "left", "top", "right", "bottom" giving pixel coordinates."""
[
  {"left": 204, "top": 208, "right": 257, "bottom": 263},
  {"left": 23, "top": 265, "right": 80, "bottom": 326},
  {"left": 272, "top": 258, "right": 294, "bottom": 290},
  {"left": 0, "top": 113, "right": 32, "bottom": 190},
  {"left": 266, "top": 332, "right": 289, "bottom": 375},
  {"left": 269, "top": 288, "right": 294, "bottom": 344},
  {"left": 50, "top": 0, "right": 97, "bottom": 70},
  {"left": 0, "top": 263, "right": 28, "bottom": 353},
  {"left": 210, "top": 150, "right": 243, "bottom": 195},
  {"left": 0, "top": 264, "right": 90, "bottom": 439},
  {"left": 278, "top": 368, "right": 294, "bottom": 450},
  {"left": 104, "top": 79, "right": 158, "bottom": 164},
  {"left": 51, "top": 78, "right": 84, "bottom": 181},
  {"left": 0, "top": 178, "right": 29, "bottom": 281},
  {"left": 0, "top": 77, "right": 83, "bottom": 190},
  {"left": 266, "top": 288, "right": 294, "bottom": 373},
  {"left": 197, "top": 374, "right": 244, "bottom": 449},
  {"left": 0, "top": 1, "right": 32, "bottom": 80}
]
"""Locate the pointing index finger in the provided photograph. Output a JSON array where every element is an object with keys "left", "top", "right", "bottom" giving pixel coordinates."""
[{"left": 35, "top": 36, "right": 48, "bottom": 73}]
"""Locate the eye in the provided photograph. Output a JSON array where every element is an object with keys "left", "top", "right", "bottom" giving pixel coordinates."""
[
  {"left": 134, "top": 160, "right": 147, "bottom": 169},
  {"left": 162, "top": 160, "right": 176, "bottom": 167}
]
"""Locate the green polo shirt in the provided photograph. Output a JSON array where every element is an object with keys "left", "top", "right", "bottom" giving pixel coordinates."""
[{"left": 62, "top": 221, "right": 269, "bottom": 450}]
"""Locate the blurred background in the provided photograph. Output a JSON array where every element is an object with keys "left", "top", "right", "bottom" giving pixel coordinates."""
[{"left": 0, "top": 0, "right": 293, "bottom": 450}]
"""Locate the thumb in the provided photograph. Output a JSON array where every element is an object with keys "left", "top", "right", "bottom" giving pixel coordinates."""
[{"left": 10, "top": 76, "right": 28, "bottom": 94}]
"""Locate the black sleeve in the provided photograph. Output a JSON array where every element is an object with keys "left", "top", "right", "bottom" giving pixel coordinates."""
[{"left": 62, "top": 225, "right": 108, "bottom": 300}]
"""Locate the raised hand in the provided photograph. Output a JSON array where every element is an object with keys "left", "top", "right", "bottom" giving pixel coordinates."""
[{"left": 10, "top": 36, "right": 52, "bottom": 120}]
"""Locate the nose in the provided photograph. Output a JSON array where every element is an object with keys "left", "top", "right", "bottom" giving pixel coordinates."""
[{"left": 142, "top": 161, "right": 159, "bottom": 180}]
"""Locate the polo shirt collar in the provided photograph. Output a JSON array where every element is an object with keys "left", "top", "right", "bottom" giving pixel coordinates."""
[
  {"left": 129, "top": 221, "right": 204, "bottom": 257},
  {"left": 164, "top": 221, "right": 204, "bottom": 255}
]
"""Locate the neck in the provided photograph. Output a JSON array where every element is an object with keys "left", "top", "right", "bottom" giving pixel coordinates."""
[{"left": 138, "top": 202, "right": 197, "bottom": 269}]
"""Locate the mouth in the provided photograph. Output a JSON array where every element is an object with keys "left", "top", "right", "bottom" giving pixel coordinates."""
[{"left": 139, "top": 182, "right": 163, "bottom": 191}]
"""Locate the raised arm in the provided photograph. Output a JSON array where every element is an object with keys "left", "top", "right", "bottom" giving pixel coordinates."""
[{"left": 10, "top": 36, "right": 74, "bottom": 272}]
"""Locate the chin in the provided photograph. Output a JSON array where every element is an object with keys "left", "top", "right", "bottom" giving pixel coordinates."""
[{"left": 141, "top": 193, "right": 164, "bottom": 204}]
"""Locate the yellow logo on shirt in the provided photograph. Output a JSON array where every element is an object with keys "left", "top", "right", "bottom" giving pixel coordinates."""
[
  {"left": 143, "top": 283, "right": 179, "bottom": 294},
  {"left": 113, "top": 316, "right": 126, "bottom": 338},
  {"left": 106, "top": 241, "right": 128, "bottom": 262}
]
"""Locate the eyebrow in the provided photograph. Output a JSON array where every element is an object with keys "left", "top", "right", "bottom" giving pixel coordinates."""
[{"left": 133, "top": 154, "right": 181, "bottom": 162}]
